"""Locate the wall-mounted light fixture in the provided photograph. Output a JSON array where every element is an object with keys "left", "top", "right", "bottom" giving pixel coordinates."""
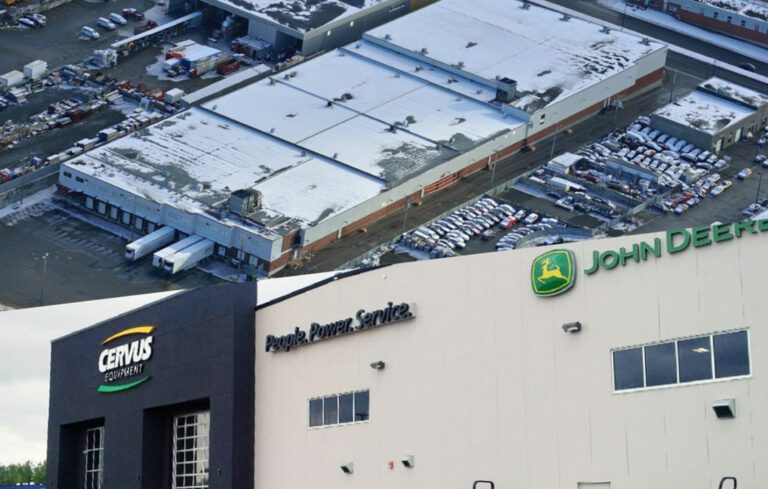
[
  {"left": 370, "top": 361, "right": 386, "bottom": 370},
  {"left": 340, "top": 462, "right": 354, "bottom": 475},
  {"left": 562, "top": 321, "right": 582, "bottom": 334},
  {"left": 713, "top": 399, "right": 735, "bottom": 419},
  {"left": 401, "top": 455, "right": 414, "bottom": 468}
]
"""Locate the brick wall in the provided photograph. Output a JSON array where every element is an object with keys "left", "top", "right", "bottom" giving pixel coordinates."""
[{"left": 677, "top": 9, "right": 768, "bottom": 45}]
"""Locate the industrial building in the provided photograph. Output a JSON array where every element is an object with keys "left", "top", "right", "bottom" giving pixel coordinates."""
[
  {"left": 628, "top": 0, "right": 768, "bottom": 46},
  {"left": 651, "top": 77, "right": 768, "bottom": 151},
  {"left": 168, "top": 0, "right": 435, "bottom": 56},
  {"left": 43, "top": 219, "right": 768, "bottom": 489},
  {"left": 58, "top": 0, "right": 668, "bottom": 276}
]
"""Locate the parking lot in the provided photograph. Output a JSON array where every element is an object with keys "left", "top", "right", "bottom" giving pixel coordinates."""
[{"left": 0, "top": 196, "right": 221, "bottom": 308}]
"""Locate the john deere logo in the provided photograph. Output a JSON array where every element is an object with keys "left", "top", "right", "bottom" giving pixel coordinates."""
[
  {"left": 97, "top": 326, "right": 155, "bottom": 393},
  {"left": 531, "top": 249, "right": 576, "bottom": 297}
]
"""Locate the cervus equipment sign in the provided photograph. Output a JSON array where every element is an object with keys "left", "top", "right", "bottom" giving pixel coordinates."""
[
  {"left": 532, "top": 219, "right": 768, "bottom": 297},
  {"left": 265, "top": 302, "right": 415, "bottom": 352},
  {"left": 97, "top": 326, "right": 155, "bottom": 393}
]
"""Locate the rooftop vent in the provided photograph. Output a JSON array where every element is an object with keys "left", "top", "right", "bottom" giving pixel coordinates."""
[
  {"left": 465, "top": 41, "right": 477, "bottom": 48},
  {"left": 560, "top": 14, "right": 571, "bottom": 21},
  {"left": 457, "top": 61, "right": 465, "bottom": 69},
  {"left": 641, "top": 37, "right": 651, "bottom": 45},
  {"left": 601, "top": 26, "right": 611, "bottom": 34},
  {"left": 227, "top": 189, "right": 262, "bottom": 217},
  {"left": 496, "top": 77, "right": 518, "bottom": 103},
  {"left": 419, "top": 47, "right": 429, "bottom": 55},
  {"left": 415, "top": 65, "right": 423, "bottom": 72},
  {"left": 520, "top": 1, "right": 530, "bottom": 9},
  {"left": 269, "top": 77, "right": 276, "bottom": 85},
  {"left": 384, "top": 34, "right": 392, "bottom": 40}
]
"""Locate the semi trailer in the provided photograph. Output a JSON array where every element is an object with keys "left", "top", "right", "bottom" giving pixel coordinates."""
[
  {"left": 125, "top": 226, "right": 175, "bottom": 261},
  {"left": 162, "top": 239, "right": 214, "bottom": 274},
  {"left": 152, "top": 235, "right": 202, "bottom": 268}
]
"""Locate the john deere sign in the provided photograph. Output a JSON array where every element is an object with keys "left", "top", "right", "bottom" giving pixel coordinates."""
[
  {"left": 531, "top": 249, "right": 576, "bottom": 297},
  {"left": 532, "top": 219, "right": 768, "bottom": 297}
]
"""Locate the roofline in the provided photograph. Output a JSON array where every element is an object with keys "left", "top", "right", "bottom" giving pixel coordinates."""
[{"left": 255, "top": 264, "right": 389, "bottom": 310}]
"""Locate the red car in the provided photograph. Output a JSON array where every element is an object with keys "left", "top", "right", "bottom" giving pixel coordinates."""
[{"left": 122, "top": 8, "right": 145, "bottom": 20}]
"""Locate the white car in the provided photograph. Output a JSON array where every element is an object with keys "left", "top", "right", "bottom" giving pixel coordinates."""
[
  {"left": 97, "top": 17, "right": 116, "bottom": 30},
  {"left": 109, "top": 13, "right": 128, "bottom": 25},
  {"left": 710, "top": 185, "right": 725, "bottom": 197},
  {"left": 81, "top": 25, "right": 101, "bottom": 39},
  {"left": 737, "top": 168, "right": 752, "bottom": 180},
  {"left": 524, "top": 213, "right": 540, "bottom": 225}
]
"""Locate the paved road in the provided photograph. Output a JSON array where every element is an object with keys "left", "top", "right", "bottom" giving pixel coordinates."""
[
  {"left": 546, "top": 0, "right": 768, "bottom": 77},
  {"left": 280, "top": 70, "right": 699, "bottom": 276}
]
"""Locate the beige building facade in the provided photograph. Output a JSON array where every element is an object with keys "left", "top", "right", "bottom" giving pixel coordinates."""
[{"left": 254, "top": 221, "right": 768, "bottom": 489}]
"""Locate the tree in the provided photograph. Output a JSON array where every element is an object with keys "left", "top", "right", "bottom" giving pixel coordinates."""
[{"left": 0, "top": 460, "right": 46, "bottom": 485}]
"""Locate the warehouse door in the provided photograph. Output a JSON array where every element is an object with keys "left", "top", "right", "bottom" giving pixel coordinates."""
[
  {"left": 715, "top": 138, "right": 723, "bottom": 152},
  {"left": 736, "top": 127, "right": 743, "bottom": 141}
]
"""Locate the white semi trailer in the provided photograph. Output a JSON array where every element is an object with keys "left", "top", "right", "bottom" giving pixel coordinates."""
[
  {"left": 162, "top": 239, "right": 214, "bottom": 274},
  {"left": 125, "top": 226, "right": 176, "bottom": 261},
  {"left": 152, "top": 235, "right": 203, "bottom": 268}
]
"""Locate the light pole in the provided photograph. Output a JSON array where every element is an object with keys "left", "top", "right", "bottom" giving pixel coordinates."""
[
  {"left": 40, "top": 252, "right": 49, "bottom": 306},
  {"left": 401, "top": 200, "right": 412, "bottom": 234},
  {"left": 549, "top": 123, "right": 561, "bottom": 160}
]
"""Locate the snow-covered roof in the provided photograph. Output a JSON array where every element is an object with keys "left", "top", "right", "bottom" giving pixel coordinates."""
[
  {"left": 363, "top": 0, "right": 665, "bottom": 112},
  {"left": 699, "top": 77, "right": 768, "bottom": 108},
  {"left": 697, "top": 0, "right": 768, "bottom": 21},
  {"left": 63, "top": 108, "right": 385, "bottom": 231},
  {"left": 209, "top": 0, "right": 390, "bottom": 33},
  {"left": 653, "top": 90, "right": 755, "bottom": 135}
]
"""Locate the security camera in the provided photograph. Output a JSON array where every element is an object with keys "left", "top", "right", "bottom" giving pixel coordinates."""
[
  {"left": 370, "top": 360, "right": 386, "bottom": 370},
  {"left": 401, "top": 455, "right": 414, "bottom": 468},
  {"left": 562, "top": 321, "right": 582, "bottom": 333},
  {"left": 340, "top": 462, "right": 353, "bottom": 474}
]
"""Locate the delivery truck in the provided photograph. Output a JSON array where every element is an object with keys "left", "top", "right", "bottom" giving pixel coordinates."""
[
  {"left": 125, "top": 226, "right": 175, "bottom": 261},
  {"left": 152, "top": 235, "right": 202, "bottom": 268},
  {"left": 162, "top": 239, "right": 214, "bottom": 274}
]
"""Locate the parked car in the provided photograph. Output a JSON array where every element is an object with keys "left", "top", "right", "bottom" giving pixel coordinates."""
[
  {"left": 109, "top": 13, "right": 128, "bottom": 25},
  {"left": 122, "top": 8, "right": 145, "bottom": 20},
  {"left": 737, "top": 168, "right": 752, "bottom": 180},
  {"left": 97, "top": 17, "right": 116, "bottom": 30},
  {"left": 81, "top": 26, "right": 100, "bottom": 39},
  {"left": 710, "top": 185, "right": 725, "bottom": 197}
]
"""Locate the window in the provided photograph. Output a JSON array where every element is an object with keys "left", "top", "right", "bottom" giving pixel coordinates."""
[
  {"left": 741, "top": 19, "right": 747, "bottom": 26},
  {"left": 713, "top": 11, "right": 719, "bottom": 19},
  {"left": 76, "top": 176, "right": 85, "bottom": 183},
  {"left": 309, "top": 390, "right": 369, "bottom": 427},
  {"left": 84, "top": 426, "right": 104, "bottom": 489},
  {"left": 63, "top": 171, "right": 72, "bottom": 178},
  {"left": 172, "top": 411, "right": 210, "bottom": 489},
  {"left": 613, "top": 330, "right": 750, "bottom": 392}
]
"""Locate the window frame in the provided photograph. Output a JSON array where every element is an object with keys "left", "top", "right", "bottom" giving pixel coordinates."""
[
  {"left": 611, "top": 329, "right": 751, "bottom": 394},
  {"left": 84, "top": 426, "right": 104, "bottom": 489},
  {"left": 171, "top": 410, "right": 210, "bottom": 489},
  {"left": 308, "top": 389, "right": 370, "bottom": 429}
]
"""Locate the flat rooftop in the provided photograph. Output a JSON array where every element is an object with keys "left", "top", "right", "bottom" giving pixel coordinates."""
[
  {"left": 210, "top": 0, "right": 388, "bottom": 33},
  {"left": 654, "top": 90, "right": 754, "bottom": 135},
  {"left": 699, "top": 76, "right": 768, "bottom": 108},
  {"left": 363, "top": 0, "right": 665, "bottom": 112},
  {"left": 698, "top": 0, "right": 768, "bottom": 21}
]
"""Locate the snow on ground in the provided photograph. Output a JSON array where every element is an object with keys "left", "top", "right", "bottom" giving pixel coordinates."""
[
  {"left": 0, "top": 303, "right": 14, "bottom": 312},
  {"left": 0, "top": 186, "right": 56, "bottom": 223},
  {"left": 597, "top": 0, "right": 768, "bottom": 63}
]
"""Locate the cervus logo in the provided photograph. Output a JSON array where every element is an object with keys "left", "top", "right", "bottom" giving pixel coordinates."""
[
  {"left": 97, "top": 326, "right": 155, "bottom": 393},
  {"left": 531, "top": 250, "right": 576, "bottom": 297}
]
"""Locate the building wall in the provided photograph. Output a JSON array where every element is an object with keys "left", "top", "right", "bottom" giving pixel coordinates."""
[
  {"left": 648, "top": 114, "right": 715, "bottom": 150},
  {"left": 669, "top": 0, "right": 768, "bottom": 46},
  {"left": 253, "top": 224, "right": 768, "bottom": 489},
  {"left": 47, "top": 283, "right": 256, "bottom": 489}
]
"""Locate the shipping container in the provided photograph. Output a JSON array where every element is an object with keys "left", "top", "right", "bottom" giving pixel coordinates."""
[
  {"left": 152, "top": 235, "right": 203, "bottom": 268},
  {"left": 125, "top": 226, "right": 176, "bottom": 260},
  {"left": 162, "top": 238, "right": 214, "bottom": 274}
]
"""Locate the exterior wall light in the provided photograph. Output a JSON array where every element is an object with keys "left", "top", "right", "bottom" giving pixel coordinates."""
[
  {"left": 370, "top": 361, "right": 386, "bottom": 370},
  {"left": 401, "top": 455, "right": 414, "bottom": 468},
  {"left": 713, "top": 399, "right": 736, "bottom": 419},
  {"left": 562, "top": 321, "right": 582, "bottom": 333},
  {"left": 340, "top": 462, "right": 354, "bottom": 474}
]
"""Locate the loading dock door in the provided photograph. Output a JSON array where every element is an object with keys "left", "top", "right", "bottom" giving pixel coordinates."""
[
  {"left": 736, "top": 127, "right": 743, "bottom": 142},
  {"left": 715, "top": 138, "right": 723, "bottom": 152}
]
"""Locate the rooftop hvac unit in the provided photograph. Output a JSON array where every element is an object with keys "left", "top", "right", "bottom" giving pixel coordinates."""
[
  {"left": 496, "top": 77, "right": 518, "bottom": 103},
  {"left": 560, "top": 14, "right": 571, "bottom": 21},
  {"left": 520, "top": 1, "right": 530, "bottom": 9},
  {"left": 601, "top": 26, "right": 611, "bottom": 34},
  {"left": 227, "top": 189, "right": 262, "bottom": 216}
]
